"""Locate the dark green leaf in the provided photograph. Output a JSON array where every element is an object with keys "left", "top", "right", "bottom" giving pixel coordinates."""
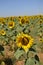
[
  {"left": 0, "top": 45, "right": 4, "bottom": 51},
  {"left": 29, "top": 48, "right": 36, "bottom": 52},
  {"left": 34, "top": 55, "right": 39, "bottom": 61}
]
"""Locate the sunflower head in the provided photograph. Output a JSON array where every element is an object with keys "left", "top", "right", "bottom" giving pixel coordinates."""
[
  {"left": 0, "top": 18, "right": 5, "bottom": 24},
  {"left": 18, "top": 16, "right": 22, "bottom": 19},
  {"left": 25, "top": 19, "right": 29, "bottom": 23},
  {"left": 19, "top": 17, "right": 26, "bottom": 24},
  {"left": 16, "top": 33, "right": 34, "bottom": 52},
  {"left": 0, "top": 30, "right": 6, "bottom": 35},
  {"left": 31, "top": 16, "right": 35, "bottom": 20},
  {"left": 8, "top": 21, "right": 15, "bottom": 29},
  {"left": 24, "top": 16, "right": 29, "bottom": 23}
]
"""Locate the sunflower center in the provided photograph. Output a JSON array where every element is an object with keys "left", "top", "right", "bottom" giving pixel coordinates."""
[
  {"left": 26, "top": 20, "right": 29, "bottom": 23},
  {"left": 2, "top": 31, "right": 4, "bottom": 33},
  {"left": 1, "top": 31, "right": 4, "bottom": 34},
  {"left": 9, "top": 23, "right": 13, "bottom": 26},
  {"left": 21, "top": 37, "right": 29, "bottom": 45}
]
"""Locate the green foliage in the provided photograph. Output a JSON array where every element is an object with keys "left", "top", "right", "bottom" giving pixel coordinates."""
[
  {"left": 26, "top": 57, "right": 40, "bottom": 65},
  {"left": 0, "top": 15, "right": 43, "bottom": 65},
  {"left": 14, "top": 48, "right": 24, "bottom": 60}
]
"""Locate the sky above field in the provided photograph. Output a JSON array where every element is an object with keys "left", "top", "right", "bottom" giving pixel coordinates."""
[{"left": 0, "top": 0, "right": 43, "bottom": 17}]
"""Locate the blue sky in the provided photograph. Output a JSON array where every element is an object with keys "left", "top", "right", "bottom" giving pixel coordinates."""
[{"left": 0, "top": 0, "right": 43, "bottom": 17}]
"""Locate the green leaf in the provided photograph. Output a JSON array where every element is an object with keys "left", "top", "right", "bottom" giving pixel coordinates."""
[
  {"left": 11, "top": 36, "right": 16, "bottom": 40},
  {"left": 26, "top": 57, "right": 40, "bottom": 65},
  {"left": 4, "top": 38, "right": 9, "bottom": 42},
  {"left": 26, "top": 58, "right": 35, "bottom": 65},
  {"left": 14, "top": 48, "right": 24, "bottom": 59},
  {"left": 29, "top": 48, "right": 36, "bottom": 52}
]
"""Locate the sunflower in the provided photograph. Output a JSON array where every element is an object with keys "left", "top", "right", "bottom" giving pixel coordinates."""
[
  {"left": 16, "top": 33, "right": 34, "bottom": 52},
  {"left": 8, "top": 21, "right": 15, "bottom": 29},
  {"left": 9, "top": 16, "right": 14, "bottom": 21},
  {"left": 6, "top": 17, "right": 9, "bottom": 21},
  {"left": 0, "top": 18, "right": 5, "bottom": 24},
  {"left": 23, "top": 16, "right": 30, "bottom": 23},
  {"left": 19, "top": 17, "right": 26, "bottom": 24},
  {"left": 17, "top": 16, "right": 22, "bottom": 22},
  {"left": 31, "top": 16, "right": 35, "bottom": 20},
  {"left": 40, "top": 19, "right": 43, "bottom": 23},
  {"left": 18, "top": 16, "right": 22, "bottom": 19},
  {"left": 11, "top": 16, "right": 15, "bottom": 21},
  {"left": 0, "top": 30, "right": 6, "bottom": 35},
  {"left": 37, "top": 15, "right": 41, "bottom": 18},
  {"left": 25, "top": 18, "right": 29, "bottom": 23}
]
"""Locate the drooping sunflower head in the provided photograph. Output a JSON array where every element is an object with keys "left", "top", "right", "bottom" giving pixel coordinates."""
[
  {"left": 8, "top": 21, "right": 15, "bottom": 29},
  {"left": 0, "top": 29, "right": 6, "bottom": 35},
  {"left": 16, "top": 33, "right": 34, "bottom": 52}
]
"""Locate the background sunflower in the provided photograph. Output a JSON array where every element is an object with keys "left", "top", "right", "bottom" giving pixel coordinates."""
[
  {"left": 0, "top": 29, "right": 6, "bottom": 35},
  {"left": 8, "top": 21, "right": 15, "bottom": 29}
]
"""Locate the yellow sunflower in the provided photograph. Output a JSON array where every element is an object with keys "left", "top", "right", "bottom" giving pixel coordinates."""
[
  {"left": 19, "top": 17, "right": 26, "bottom": 24},
  {"left": 8, "top": 21, "right": 15, "bottom": 29},
  {"left": 16, "top": 33, "right": 34, "bottom": 52},
  {"left": 40, "top": 19, "right": 43, "bottom": 23},
  {"left": 24, "top": 16, "right": 30, "bottom": 23},
  {"left": 17, "top": 16, "right": 22, "bottom": 22},
  {"left": 31, "top": 16, "right": 35, "bottom": 20},
  {"left": 0, "top": 18, "right": 5, "bottom": 24},
  {"left": 0, "top": 30, "right": 6, "bottom": 35},
  {"left": 37, "top": 15, "right": 41, "bottom": 18}
]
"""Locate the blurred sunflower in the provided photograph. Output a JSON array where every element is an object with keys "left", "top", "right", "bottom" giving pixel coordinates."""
[
  {"left": 17, "top": 16, "right": 22, "bottom": 22},
  {"left": 31, "top": 16, "right": 35, "bottom": 20},
  {"left": 19, "top": 17, "right": 26, "bottom": 24},
  {"left": 0, "top": 29, "right": 6, "bottom": 35},
  {"left": 16, "top": 33, "right": 34, "bottom": 52},
  {"left": 0, "top": 18, "right": 5, "bottom": 25},
  {"left": 0, "top": 18, "right": 2, "bottom": 24},
  {"left": 37, "top": 15, "right": 41, "bottom": 19},
  {"left": 8, "top": 21, "right": 15, "bottom": 29},
  {"left": 11, "top": 16, "right": 15, "bottom": 21},
  {"left": 18, "top": 16, "right": 22, "bottom": 19},
  {"left": 5, "top": 17, "right": 9, "bottom": 21},
  {"left": 9, "top": 16, "right": 14, "bottom": 21},
  {"left": 25, "top": 16, "right": 31, "bottom": 23},
  {"left": 40, "top": 19, "right": 43, "bottom": 23},
  {"left": 39, "top": 37, "right": 43, "bottom": 43}
]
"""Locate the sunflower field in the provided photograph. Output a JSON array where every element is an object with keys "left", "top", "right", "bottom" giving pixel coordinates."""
[{"left": 0, "top": 15, "right": 43, "bottom": 65}]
